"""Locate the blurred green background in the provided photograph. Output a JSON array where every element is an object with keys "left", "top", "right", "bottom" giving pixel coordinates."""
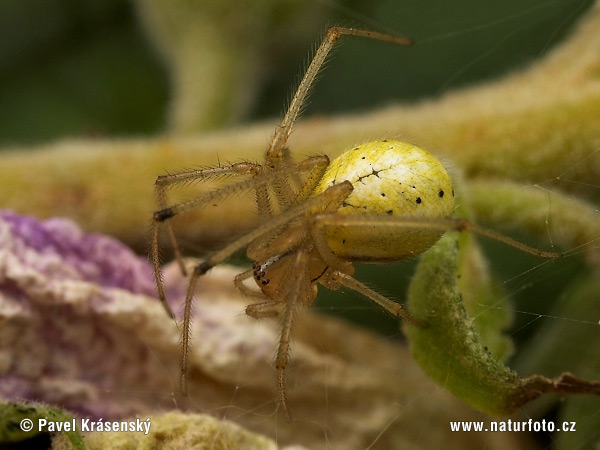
[
  {"left": 0, "top": 0, "right": 167, "bottom": 145},
  {"left": 0, "top": 0, "right": 593, "bottom": 146}
]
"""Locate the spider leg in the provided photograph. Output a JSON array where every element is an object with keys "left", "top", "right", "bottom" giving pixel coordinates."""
[
  {"left": 153, "top": 162, "right": 261, "bottom": 318},
  {"left": 233, "top": 269, "right": 265, "bottom": 299},
  {"left": 293, "top": 153, "right": 330, "bottom": 202},
  {"left": 282, "top": 146, "right": 304, "bottom": 190},
  {"left": 274, "top": 248, "right": 311, "bottom": 421},
  {"left": 328, "top": 271, "right": 426, "bottom": 327},
  {"left": 154, "top": 157, "right": 329, "bottom": 222},
  {"left": 310, "top": 214, "right": 562, "bottom": 259},
  {"left": 308, "top": 214, "right": 354, "bottom": 273},
  {"left": 156, "top": 163, "right": 262, "bottom": 271},
  {"left": 153, "top": 156, "right": 329, "bottom": 319},
  {"left": 179, "top": 181, "right": 353, "bottom": 397},
  {"left": 254, "top": 183, "right": 272, "bottom": 221},
  {"left": 246, "top": 156, "right": 330, "bottom": 261},
  {"left": 270, "top": 149, "right": 297, "bottom": 210},
  {"left": 266, "top": 27, "right": 412, "bottom": 165},
  {"left": 245, "top": 301, "right": 280, "bottom": 318},
  {"left": 269, "top": 145, "right": 327, "bottom": 209}
]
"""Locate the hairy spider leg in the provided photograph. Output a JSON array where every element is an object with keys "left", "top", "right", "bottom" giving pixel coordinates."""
[
  {"left": 274, "top": 248, "right": 312, "bottom": 421},
  {"left": 152, "top": 157, "right": 329, "bottom": 318},
  {"left": 155, "top": 163, "right": 262, "bottom": 265},
  {"left": 178, "top": 181, "right": 354, "bottom": 397},
  {"left": 270, "top": 148, "right": 298, "bottom": 210},
  {"left": 233, "top": 268, "right": 266, "bottom": 299},
  {"left": 265, "top": 27, "right": 412, "bottom": 167},
  {"left": 327, "top": 272, "right": 426, "bottom": 327},
  {"left": 247, "top": 155, "right": 331, "bottom": 259},
  {"left": 245, "top": 301, "right": 281, "bottom": 318},
  {"left": 152, "top": 162, "right": 261, "bottom": 317},
  {"left": 309, "top": 213, "right": 562, "bottom": 260},
  {"left": 233, "top": 269, "right": 290, "bottom": 317}
]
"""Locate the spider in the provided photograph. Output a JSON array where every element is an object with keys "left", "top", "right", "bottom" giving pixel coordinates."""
[{"left": 150, "top": 27, "right": 561, "bottom": 420}]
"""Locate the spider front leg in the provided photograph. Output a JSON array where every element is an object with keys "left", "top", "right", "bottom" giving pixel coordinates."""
[
  {"left": 233, "top": 268, "right": 266, "bottom": 299},
  {"left": 265, "top": 27, "right": 412, "bottom": 165},
  {"left": 234, "top": 265, "right": 298, "bottom": 318},
  {"left": 152, "top": 162, "right": 261, "bottom": 318},
  {"left": 233, "top": 269, "right": 282, "bottom": 318}
]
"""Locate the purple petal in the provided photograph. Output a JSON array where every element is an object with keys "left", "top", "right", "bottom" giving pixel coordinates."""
[{"left": 0, "top": 210, "right": 156, "bottom": 295}]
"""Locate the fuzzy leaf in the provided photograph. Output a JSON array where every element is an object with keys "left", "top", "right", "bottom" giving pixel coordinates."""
[
  {"left": 0, "top": 400, "right": 84, "bottom": 449},
  {"left": 404, "top": 232, "right": 600, "bottom": 415}
]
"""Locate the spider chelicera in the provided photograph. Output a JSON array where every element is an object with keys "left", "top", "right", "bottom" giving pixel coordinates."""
[{"left": 150, "top": 27, "right": 561, "bottom": 420}]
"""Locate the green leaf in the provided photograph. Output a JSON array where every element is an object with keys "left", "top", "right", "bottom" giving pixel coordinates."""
[
  {"left": 0, "top": 400, "right": 84, "bottom": 449},
  {"left": 404, "top": 232, "right": 600, "bottom": 415},
  {"left": 404, "top": 232, "right": 521, "bottom": 414}
]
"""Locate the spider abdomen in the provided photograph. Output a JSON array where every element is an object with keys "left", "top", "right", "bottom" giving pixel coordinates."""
[{"left": 313, "top": 140, "right": 455, "bottom": 262}]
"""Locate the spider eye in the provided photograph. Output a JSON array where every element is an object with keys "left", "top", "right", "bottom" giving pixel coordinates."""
[{"left": 253, "top": 256, "right": 281, "bottom": 284}]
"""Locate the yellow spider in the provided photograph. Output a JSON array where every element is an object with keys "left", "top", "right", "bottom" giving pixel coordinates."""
[{"left": 150, "top": 27, "right": 560, "bottom": 420}]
